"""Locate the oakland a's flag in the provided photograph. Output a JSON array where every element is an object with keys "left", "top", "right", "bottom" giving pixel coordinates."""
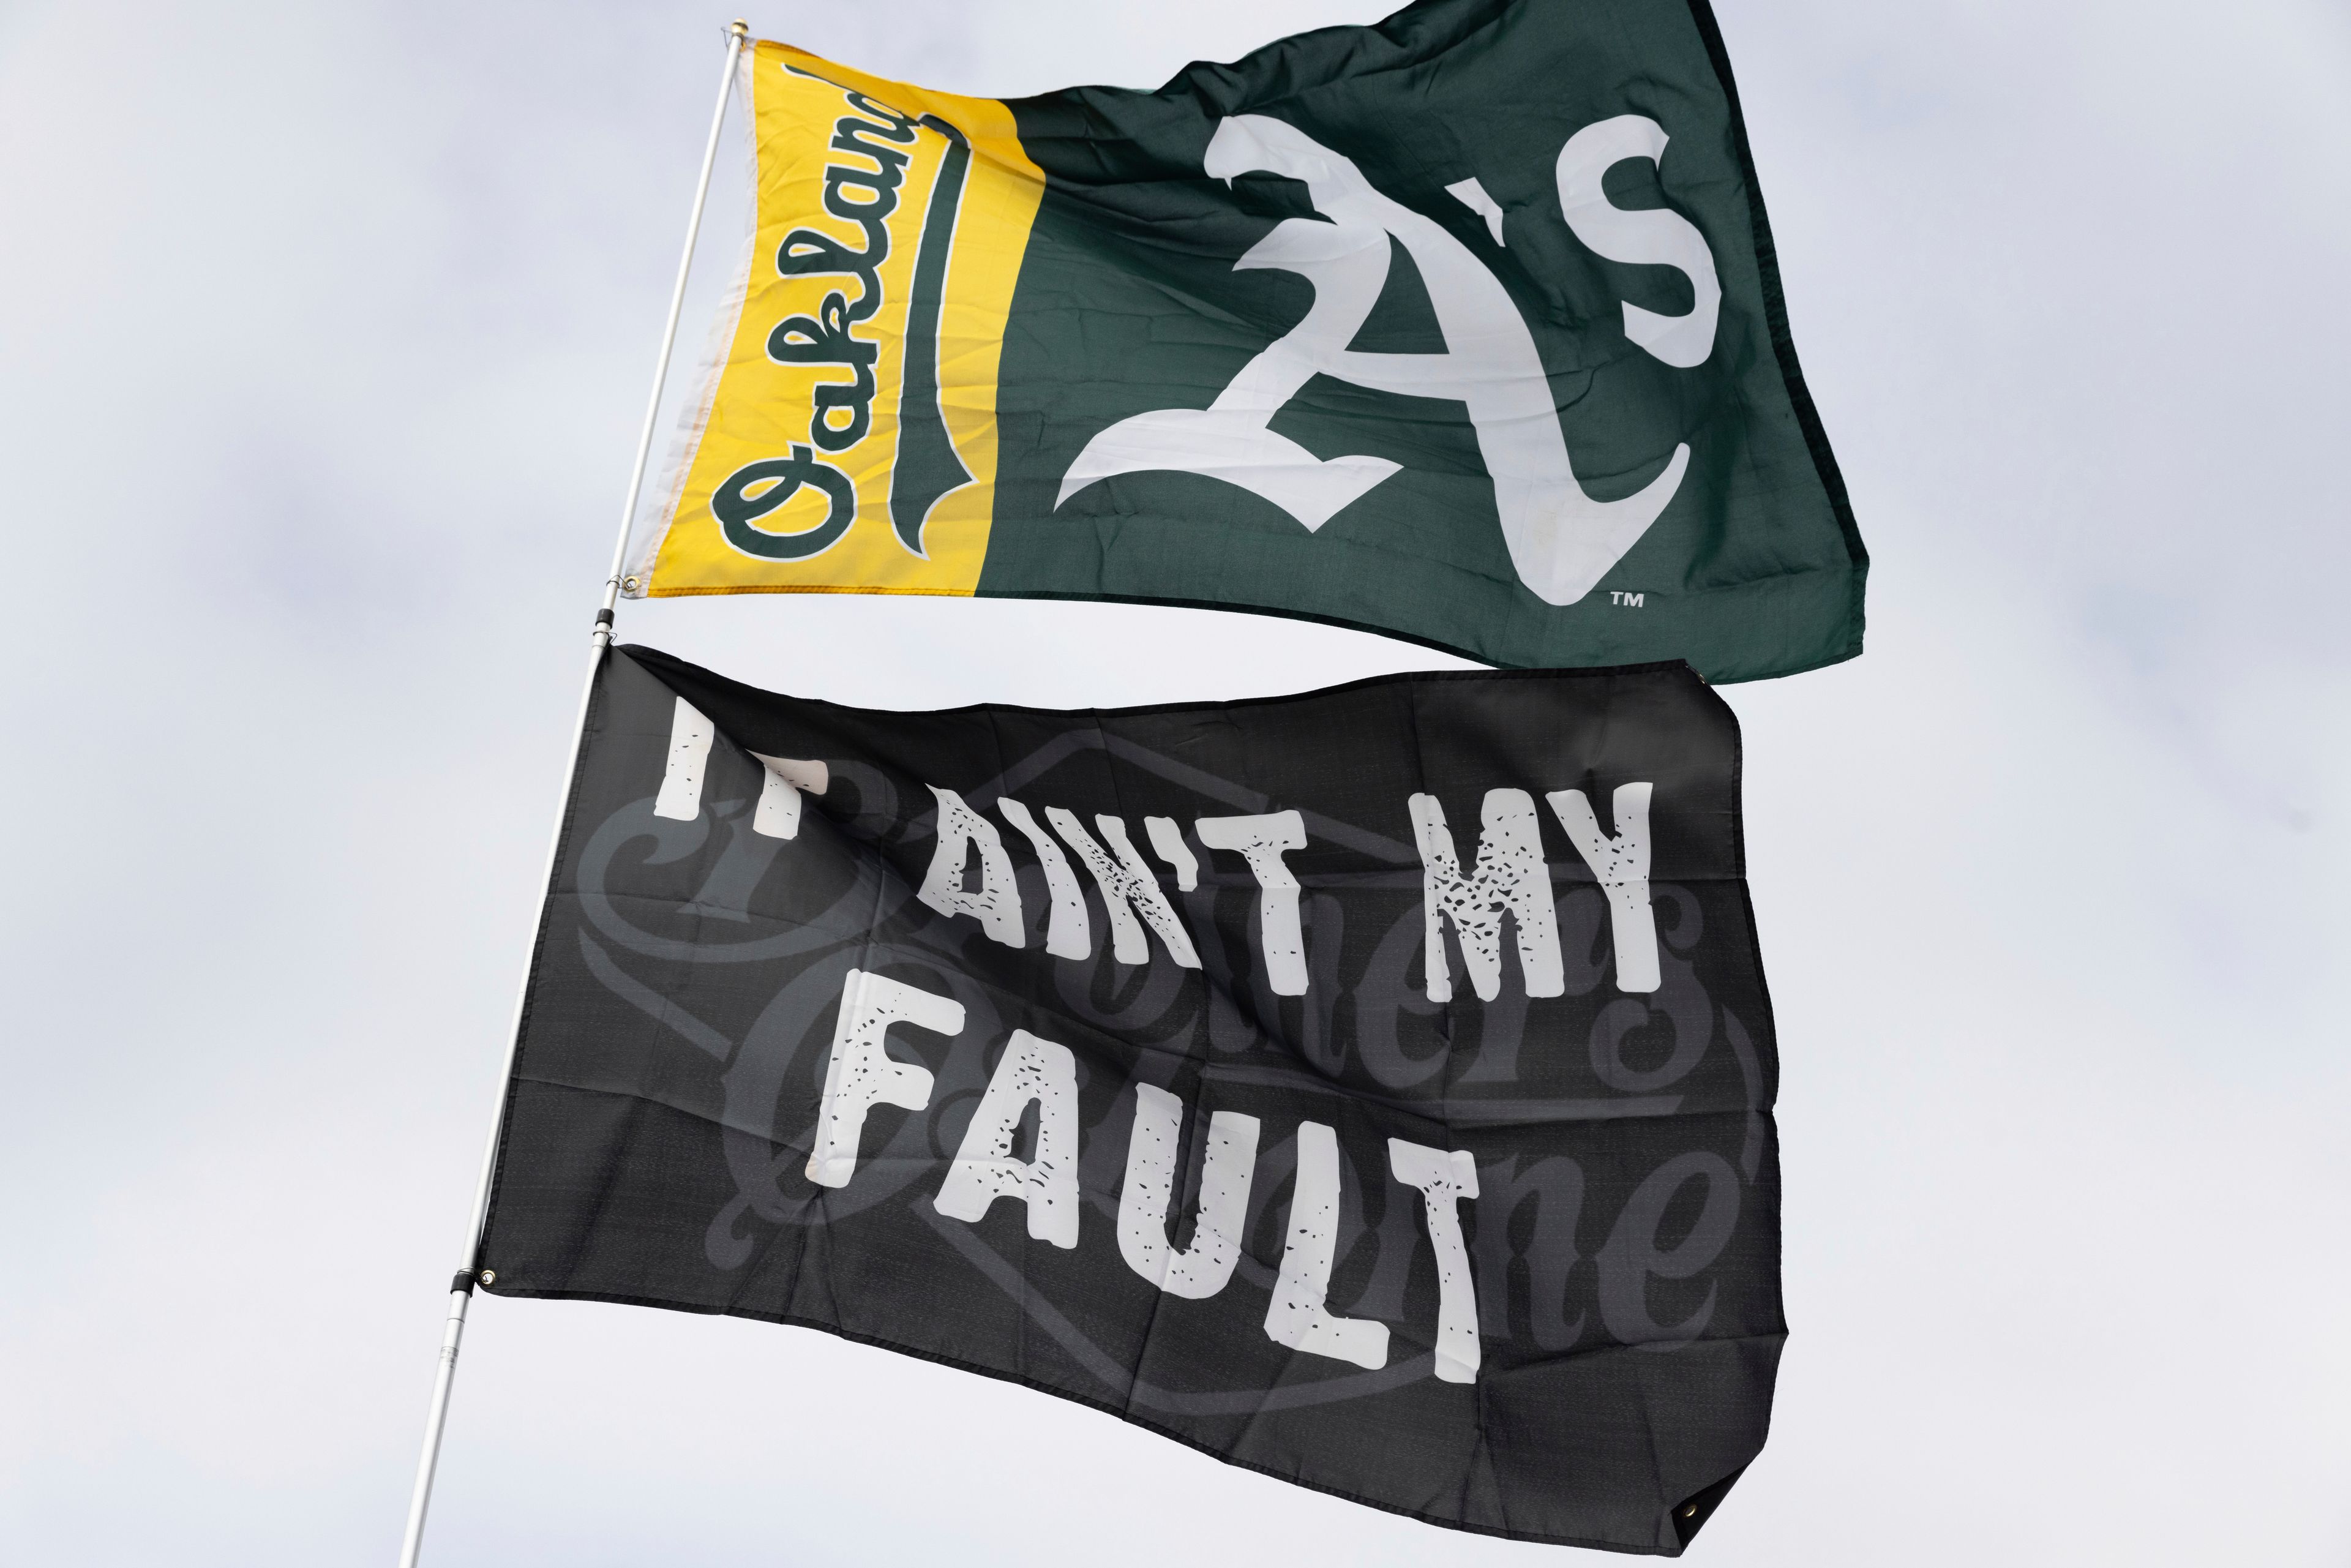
[{"left": 629, "top": 0, "right": 1863, "bottom": 683}]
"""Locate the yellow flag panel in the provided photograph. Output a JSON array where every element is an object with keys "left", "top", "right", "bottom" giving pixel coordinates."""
[{"left": 634, "top": 43, "right": 1042, "bottom": 598}]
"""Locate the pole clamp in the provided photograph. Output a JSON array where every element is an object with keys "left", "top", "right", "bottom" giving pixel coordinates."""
[{"left": 449, "top": 1270, "right": 478, "bottom": 1296}]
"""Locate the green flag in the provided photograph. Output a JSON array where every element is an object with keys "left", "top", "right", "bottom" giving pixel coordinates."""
[{"left": 630, "top": 0, "right": 1864, "bottom": 683}]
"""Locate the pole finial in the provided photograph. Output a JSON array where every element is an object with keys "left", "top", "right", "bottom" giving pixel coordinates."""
[{"left": 729, "top": 18, "right": 749, "bottom": 40}]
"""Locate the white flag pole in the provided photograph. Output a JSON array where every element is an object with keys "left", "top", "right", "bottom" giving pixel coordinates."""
[{"left": 394, "top": 20, "right": 749, "bottom": 1567}]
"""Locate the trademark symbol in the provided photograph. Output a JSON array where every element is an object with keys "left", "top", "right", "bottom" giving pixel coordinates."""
[{"left": 1608, "top": 590, "right": 1645, "bottom": 608}]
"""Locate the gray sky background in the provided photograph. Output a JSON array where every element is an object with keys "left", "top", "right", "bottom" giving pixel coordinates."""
[{"left": 2, "top": 0, "right": 2346, "bottom": 1562}]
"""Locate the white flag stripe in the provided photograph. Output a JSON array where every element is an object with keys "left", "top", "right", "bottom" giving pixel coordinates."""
[
  {"left": 749, "top": 754, "right": 828, "bottom": 839},
  {"left": 653, "top": 698, "right": 716, "bottom": 821}
]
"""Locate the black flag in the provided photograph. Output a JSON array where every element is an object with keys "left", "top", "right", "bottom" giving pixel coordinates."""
[{"left": 479, "top": 646, "right": 1783, "bottom": 1554}]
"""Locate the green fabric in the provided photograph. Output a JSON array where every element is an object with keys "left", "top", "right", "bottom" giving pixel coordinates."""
[{"left": 979, "top": 0, "right": 1862, "bottom": 683}]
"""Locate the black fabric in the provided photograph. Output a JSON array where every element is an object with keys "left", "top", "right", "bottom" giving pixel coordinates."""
[{"left": 480, "top": 645, "right": 1783, "bottom": 1554}]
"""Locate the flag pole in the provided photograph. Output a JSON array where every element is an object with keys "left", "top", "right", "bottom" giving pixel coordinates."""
[{"left": 393, "top": 20, "right": 749, "bottom": 1567}]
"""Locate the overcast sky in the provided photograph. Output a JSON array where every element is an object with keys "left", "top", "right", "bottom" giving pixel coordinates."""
[{"left": 2, "top": 0, "right": 2347, "bottom": 1562}]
